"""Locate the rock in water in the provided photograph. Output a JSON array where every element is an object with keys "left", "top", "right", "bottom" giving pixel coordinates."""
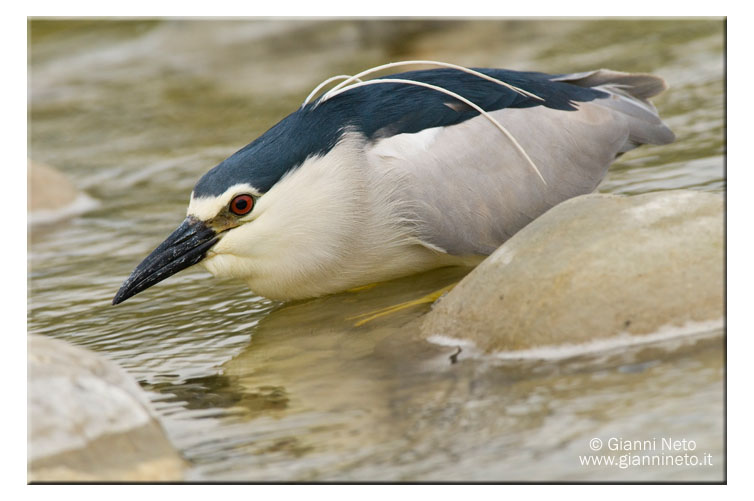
[
  {"left": 28, "top": 335, "right": 185, "bottom": 481},
  {"left": 421, "top": 191, "right": 723, "bottom": 353},
  {"left": 27, "top": 160, "right": 97, "bottom": 225},
  {"left": 27, "top": 160, "right": 78, "bottom": 211}
]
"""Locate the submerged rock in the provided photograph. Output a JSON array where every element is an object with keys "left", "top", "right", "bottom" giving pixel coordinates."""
[
  {"left": 421, "top": 190, "right": 724, "bottom": 353},
  {"left": 28, "top": 335, "right": 185, "bottom": 481},
  {"left": 27, "top": 160, "right": 78, "bottom": 211},
  {"left": 27, "top": 160, "right": 97, "bottom": 225}
]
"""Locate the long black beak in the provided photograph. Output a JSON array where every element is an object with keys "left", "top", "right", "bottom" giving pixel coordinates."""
[{"left": 112, "top": 217, "right": 219, "bottom": 305}]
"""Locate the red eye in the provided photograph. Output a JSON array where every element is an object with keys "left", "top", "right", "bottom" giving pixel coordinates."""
[{"left": 229, "top": 194, "right": 254, "bottom": 216}]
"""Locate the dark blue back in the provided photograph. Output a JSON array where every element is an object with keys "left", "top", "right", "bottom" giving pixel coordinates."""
[{"left": 192, "top": 68, "right": 607, "bottom": 197}]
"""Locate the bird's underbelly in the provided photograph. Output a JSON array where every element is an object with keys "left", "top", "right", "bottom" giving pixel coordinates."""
[{"left": 202, "top": 242, "right": 475, "bottom": 300}]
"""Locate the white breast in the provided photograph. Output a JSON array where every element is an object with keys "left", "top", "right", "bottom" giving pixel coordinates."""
[{"left": 201, "top": 133, "right": 462, "bottom": 300}]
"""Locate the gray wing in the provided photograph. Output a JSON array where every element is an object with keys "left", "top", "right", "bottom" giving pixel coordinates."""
[{"left": 365, "top": 70, "right": 675, "bottom": 255}]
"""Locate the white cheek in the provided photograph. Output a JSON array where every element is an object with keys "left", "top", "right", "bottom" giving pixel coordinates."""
[
  {"left": 210, "top": 222, "right": 258, "bottom": 258},
  {"left": 202, "top": 252, "right": 253, "bottom": 280},
  {"left": 204, "top": 221, "right": 282, "bottom": 278}
]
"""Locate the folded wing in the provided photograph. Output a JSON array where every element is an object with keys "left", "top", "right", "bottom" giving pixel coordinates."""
[{"left": 366, "top": 69, "right": 675, "bottom": 255}]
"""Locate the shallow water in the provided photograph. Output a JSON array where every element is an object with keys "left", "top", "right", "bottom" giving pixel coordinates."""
[{"left": 28, "top": 19, "right": 725, "bottom": 481}]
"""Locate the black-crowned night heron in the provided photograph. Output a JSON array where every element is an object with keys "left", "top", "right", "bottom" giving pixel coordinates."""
[{"left": 113, "top": 61, "right": 674, "bottom": 305}]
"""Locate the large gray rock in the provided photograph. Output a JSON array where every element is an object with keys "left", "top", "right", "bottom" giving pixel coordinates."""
[
  {"left": 28, "top": 335, "right": 185, "bottom": 481},
  {"left": 421, "top": 190, "right": 723, "bottom": 352}
]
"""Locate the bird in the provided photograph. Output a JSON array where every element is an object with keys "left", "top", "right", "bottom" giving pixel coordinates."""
[{"left": 112, "top": 60, "right": 675, "bottom": 305}]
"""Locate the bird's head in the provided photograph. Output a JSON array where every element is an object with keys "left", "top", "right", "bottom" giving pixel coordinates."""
[
  {"left": 110, "top": 182, "right": 259, "bottom": 306},
  {"left": 112, "top": 112, "right": 374, "bottom": 305}
]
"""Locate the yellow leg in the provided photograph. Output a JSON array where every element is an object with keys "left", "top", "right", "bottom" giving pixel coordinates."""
[
  {"left": 347, "top": 283, "right": 457, "bottom": 327},
  {"left": 345, "top": 282, "right": 382, "bottom": 293}
]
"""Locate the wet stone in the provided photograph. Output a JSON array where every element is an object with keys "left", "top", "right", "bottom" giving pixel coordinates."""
[
  {"left": 28, "top": 335, "right": 185, "bottom": 481},
  {"left": 421, "top": 190, "right": 724, "bottom": 353},
  {"left": 27, "top": 160, "right": 79, "bottom": 212}
]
